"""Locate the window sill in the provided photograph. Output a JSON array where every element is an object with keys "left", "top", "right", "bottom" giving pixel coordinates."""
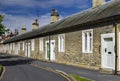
[
  {"left": 82, "top": 52, "right": 93, "bottom": 54},
  {"left": 59, "top": 51, "right": 65, "bottom": 53}
]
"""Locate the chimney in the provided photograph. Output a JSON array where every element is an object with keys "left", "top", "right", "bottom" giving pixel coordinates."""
[
  {"left": 50, "top": 8, "right": 59, "bottom": 23},
  {"left": 14, "top": 29, "right": 19, "bottom": 36},
  {"left": 32, "top": 19, "right": 39, "bottom": 30},
  {"left": 55, "top": 10, "right": 59, "bottom": 21},
  {"left": 92, "top": 0, "right": 105, "bottom": 7},
  {"left": 22, "top": 26, "right": 26, "bottom": 34}
]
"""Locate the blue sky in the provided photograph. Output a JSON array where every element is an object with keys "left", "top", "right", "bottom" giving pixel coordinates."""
[{"left": 0, "top": 0, "right": 110, "bottom": 33}]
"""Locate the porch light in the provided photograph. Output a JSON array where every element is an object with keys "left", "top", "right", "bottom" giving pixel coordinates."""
[{"left": 105, "top": 26, "right": 111, "bottom": 33}]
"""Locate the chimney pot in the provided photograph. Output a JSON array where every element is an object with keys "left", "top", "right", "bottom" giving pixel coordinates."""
[
  {"left": 92, "top": 0, "right": 105, "bottom": 7},
  {"left": 50, "top": 8, "right": 59, "bottom": 23},
  {"left": 22, "top": 26, "right": 26, "bottom": 34},
  {"left": 32, "top": 19, "right": 39, "bottom": 30}
]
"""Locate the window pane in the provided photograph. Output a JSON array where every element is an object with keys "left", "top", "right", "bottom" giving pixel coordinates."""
[
  {"left": 39, "top": 38, "right": 43, "bottom": 51},
  {"left": 89, "top": 32, "right": 92, "bottom": 51},
  {"left": 82, "top": 30, "right": 93, "bottom": 53},
  {"left": 31, "top": 39, "right": 34, "bottom": 51},
  {"left": 85, "top": 33, "right": 87, "bottom": 51},
  {"left": 23, "top": 42, "right": 24, "bottom": 51},
  {"left": 58, "top": 34, "right": 65, "bottom": 52}
]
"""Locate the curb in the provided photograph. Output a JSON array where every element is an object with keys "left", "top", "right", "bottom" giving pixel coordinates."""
[
  {"left": 56, "top": 70, "right": 94, "bottom": 81},
  {"left": 31, "top": 64, "right": 76, "bottom": 81},
  {"left": 55, "top": 70, "right": 77, "bottom": 81},
  {"left": 0, "top": 66, "right": 6, "bottom": 80},
  {"left": 35, "top": 59, "right": 99, "bottom": 72}
]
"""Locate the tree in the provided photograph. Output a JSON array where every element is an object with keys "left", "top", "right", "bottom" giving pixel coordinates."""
[{"left": 0, "top": 14, "right": 8, "bottom": 36}]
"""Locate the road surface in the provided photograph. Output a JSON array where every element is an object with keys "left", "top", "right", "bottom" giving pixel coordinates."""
[{"left": 0, "top": 54, "right": 68, "bottom": 81}]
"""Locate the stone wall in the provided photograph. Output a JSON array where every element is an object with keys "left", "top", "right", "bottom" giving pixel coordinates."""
[
  {"left": 53, "top": 25, "right": 114, "bottom": 69},
  {"left": 24, "top": 24, "right": 115, "bottom": 70}
]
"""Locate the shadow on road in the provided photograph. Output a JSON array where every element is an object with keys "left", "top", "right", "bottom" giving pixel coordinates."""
[
  {"left": 0, "top": 55, "right": 19, "bottom": 59},
  {"left": 0, "top": 53, "right": 34, "bottom": 66}
]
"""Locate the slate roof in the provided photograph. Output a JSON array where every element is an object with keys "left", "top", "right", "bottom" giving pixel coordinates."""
[{"left": 3, "top": 0, "right": 120, "bottom": 44}]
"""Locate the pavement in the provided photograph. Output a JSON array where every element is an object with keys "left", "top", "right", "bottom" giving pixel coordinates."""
[
  {"left": 0, "top": 54, "right": 69, "bottom": 81},
  {"left": 0, "top": 54, "right": 120, "bottom": 81},
  {"left": 32, "top": 60, "right": 120, "bottom": 81}
]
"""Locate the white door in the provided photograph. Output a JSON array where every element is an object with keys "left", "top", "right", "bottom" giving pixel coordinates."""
[
  {"left": 15, "top": 43, "right": 18, "bottom": 55},
  {"left": 101, "top": 33, "right": 115, "bottom": 69},
  {"left": 25, "top": 42, "right": 31, "bottom": 57},
  {"left": 45, "top": 40, "right": 55, "bottom": 61},
  {"left": 50, "top": 40, "right": 55, "bottom": 61},
  {"left": 25, "top": 43, "right": 27, "bottom": 57},
  {"left": 45, "top": 41, "right": 49, "bottom": 60},
  {"left": 27, "top": 43, "right": 30, "bottom": 57}
]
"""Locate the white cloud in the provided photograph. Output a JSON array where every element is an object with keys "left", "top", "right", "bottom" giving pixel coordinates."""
[
  {"left": 0, "top": 0, "right": 90, "bottom": 35},
  {"left": 2, "top": 12, "right": 52, "bottom": 34},
  {"left": 2, "top": 12, "right": 65, "bottom": 34}
]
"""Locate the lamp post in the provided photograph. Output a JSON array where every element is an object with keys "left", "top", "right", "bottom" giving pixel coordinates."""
[{"left": 105, "top": 26, "right": 111, "bottom": 33}]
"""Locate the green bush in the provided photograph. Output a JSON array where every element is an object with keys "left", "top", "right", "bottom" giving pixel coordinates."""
[{"left": 70, "top": 74, "right": 91, "bottom": 81}]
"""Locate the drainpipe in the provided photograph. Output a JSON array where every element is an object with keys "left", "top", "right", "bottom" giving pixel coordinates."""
[
  {"left": 114, "top": 21, "right": 118, "bottom": 75},
  {"left": 49, "top": 36, "right": 51, "bottom": 61}
]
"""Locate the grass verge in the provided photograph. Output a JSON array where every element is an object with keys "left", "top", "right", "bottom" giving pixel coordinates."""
[
  {"left": 70, "top": 74, "right": 92, "bottom": 81},
  {"left": 0, "top": 65, "right": 3, "bottom": 71},
  {"left": 0, "top": 65, "right": 3, "bottom": 75}
]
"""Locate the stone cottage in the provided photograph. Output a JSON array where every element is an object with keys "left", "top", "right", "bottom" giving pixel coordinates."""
[{"left": 1, "top": 0, "right": 120, "bottom": 74}]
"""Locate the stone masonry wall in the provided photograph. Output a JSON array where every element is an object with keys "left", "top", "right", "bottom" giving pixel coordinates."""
[
  {"left": 54, "top": 25, "right": 114, "bottom": 69},
  {"left": 14, "top": 24, "right": 120, "bottom": 70},
  {"left": 27, "top": 25, "right": 115, "bottom": 70}
]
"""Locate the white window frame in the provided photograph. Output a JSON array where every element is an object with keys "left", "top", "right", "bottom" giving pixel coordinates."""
[
  {"left": 39, "top": 38, "right": 44, "bottom": 51},
  {"left": 13, "top": 43, "right": 15, "bottom": 51},
  {"left": 31, "top": 39, "right": 35, "bottom": 51},
  {"left": 10, "top": 43, "right": 12, "bottom": 50},
  {"left": 4, "top": 45, "right": 6, "bottom": 52},
  {"left": 18, "top": 42, "right": 20, "bottom": 50},
  {"left": 58, "top": 34, "right": 65, "bottom": 52},
  {"left": 22, "top": 41, "right": 24, "bottom": 51},
  {"left": 82, "top": 29, "right": 93, "bottom": 53}
]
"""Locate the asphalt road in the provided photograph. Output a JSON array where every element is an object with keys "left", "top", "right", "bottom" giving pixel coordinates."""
[
  {"left": 33, "top": 59, "right": 120, "bottom": 81},
  {"left": 1, "top": 54, "right": 120, "bottom": 81},
  {"left": 0, "top": 54, "right": 68, "bottom": 81}
]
